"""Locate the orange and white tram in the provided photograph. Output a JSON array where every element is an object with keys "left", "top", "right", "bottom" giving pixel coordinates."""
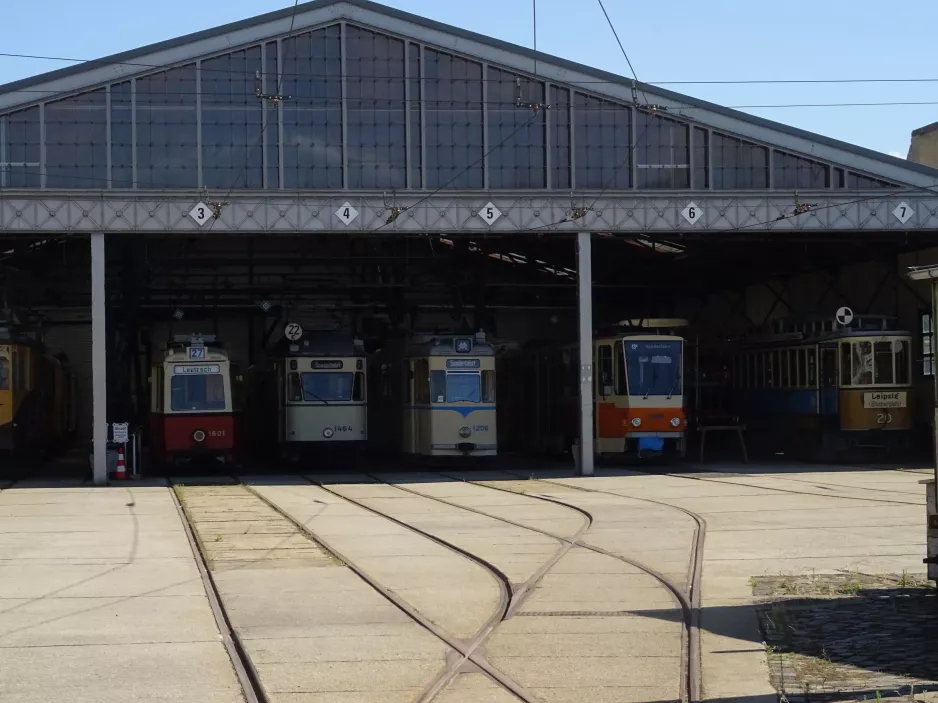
[
  {"left": 149, "top": 335, "right": 242, "bottom": 465},
  {"left": 500, "top": 319, "right": 688, "bottom": 459}
]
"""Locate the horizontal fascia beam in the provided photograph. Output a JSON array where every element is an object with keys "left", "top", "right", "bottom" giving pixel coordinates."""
[{"left": 1, "top": 191, "right": 936, "bottom": 233}]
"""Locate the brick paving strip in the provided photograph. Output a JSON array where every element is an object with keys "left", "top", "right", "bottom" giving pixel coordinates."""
[{"left": 752, "top": 572, "right": 938, "bottom": 703}]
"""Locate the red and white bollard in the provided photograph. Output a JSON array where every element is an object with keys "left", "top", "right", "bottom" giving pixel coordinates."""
[{"left": 115, "top": 447, "right": 127, "bottom": 481}]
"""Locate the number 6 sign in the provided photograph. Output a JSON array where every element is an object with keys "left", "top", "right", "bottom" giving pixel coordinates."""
[{"left": 681, "top": 202, "right": 703, "bottom": 226}]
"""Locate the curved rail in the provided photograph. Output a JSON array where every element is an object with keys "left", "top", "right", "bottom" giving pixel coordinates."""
[
  {"left": 242, "top": 478, "right": 535, "bottom": 703},
  {"left": 498, "top": 471, "right": 707, "bottom": 703},
  {"left": 387, "top": 471, "right": 704, "bottom": 703},
  {"left": 363, "top": 473, "right": 593, "bottom": 619},
  {"left": 168, "top": 480, "right": 268, "bottom": 703}
]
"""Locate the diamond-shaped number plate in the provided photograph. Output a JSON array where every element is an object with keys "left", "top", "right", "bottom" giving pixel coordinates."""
[
  {"left": 681, "top": 202, "right": 703, "bottom": 226},
  {"left": 189, "top": 202, "right": 212, "bottom": 226},
  {"left": 479, "top": 202, "right": 502, "bottom": 225},
  {"left": 336, "top": 203, "right": 359, "bottom": 226},
  {"left": 893, "top": 201, "right": 914, "bottom": 224}
]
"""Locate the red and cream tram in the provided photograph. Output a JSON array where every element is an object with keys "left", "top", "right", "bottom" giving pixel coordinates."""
[{"left": 149, "top": 335, "right": 241, "bottom": 465}]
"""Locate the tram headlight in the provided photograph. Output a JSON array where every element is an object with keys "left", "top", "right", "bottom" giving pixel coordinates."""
[
  {"left": 670, "top": 417, "right": 681, "bottom": 428},
  {"left": 459, "top": 426, "right": 472, "bottom": 438},
  {"left": 631, "top": 417, "right": 642, "bottom": 428},
  {"left": 192, "top": 429, "right": 206, "bottom": 443},
  {"left": 322, "top": 428, "right": 334, "bottom": 439}
]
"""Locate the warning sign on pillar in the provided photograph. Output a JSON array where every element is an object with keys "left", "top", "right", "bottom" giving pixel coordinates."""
[{"left": 112, "top": 423, "right": 129, "bottom": 444}]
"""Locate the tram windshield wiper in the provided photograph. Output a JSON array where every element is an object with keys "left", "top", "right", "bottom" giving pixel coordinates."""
[
  {"left": 304, "top": 389, "right": 330, "bottom": 405},
  {"left": 643, "top": 367, "right": 657, "bottom": 400},
  {"left": 667, "top": 374, "right": 681, "bottom": 400}
]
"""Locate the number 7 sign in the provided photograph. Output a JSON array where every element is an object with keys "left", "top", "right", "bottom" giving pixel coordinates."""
[{"left": 893, "top": 202, "right": 914, "bottom": 224}]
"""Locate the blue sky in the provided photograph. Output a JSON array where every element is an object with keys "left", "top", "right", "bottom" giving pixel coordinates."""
[{"left": 1, "top": 0, "right": 934, "bottom": 158}]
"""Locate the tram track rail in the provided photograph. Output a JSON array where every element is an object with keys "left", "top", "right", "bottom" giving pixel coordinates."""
[
  {"left": 242, "top": 477, "right": 537, "bottom": 703},
  {"left": 744, "top": 473, "right": 923, "bottom": 497},
  {"left": 634, "top": 467, "right": 924, "bottom": 506},
  {"left": 167, "top": 479, "right": 269, "bottom": 703},
  {"left": 369, "top": 471, "right": 704, "bottom": 703}
]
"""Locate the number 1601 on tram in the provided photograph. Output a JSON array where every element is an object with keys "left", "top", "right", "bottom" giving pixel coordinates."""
[{"left": 149, "top": 335, "right": 241, "bottom": 466}]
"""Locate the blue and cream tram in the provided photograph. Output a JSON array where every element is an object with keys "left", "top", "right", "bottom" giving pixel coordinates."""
[
  {"left": 730, "top": 315, "right": 913, "bottom": 459},
  {"left": 371, "top": 331, "right": 497, "bottom": 458}
]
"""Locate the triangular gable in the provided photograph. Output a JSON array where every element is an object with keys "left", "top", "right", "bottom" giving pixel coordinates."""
[{"left": 1, "top": 0, "right": 935, "bottom": 188}]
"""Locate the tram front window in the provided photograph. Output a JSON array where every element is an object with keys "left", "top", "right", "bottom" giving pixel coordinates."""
[
  {"left": 624, "top": 341, "right": 682, "bottom": 397},
  {"left": 0, "top": 357, "right": 8, "bottom": 391},
  {"left": 171, "top": 374, "right": 226, "bottom": 411},
  {"left": 445, "top": 372, "right": 482, "bottom": 403},
  {"left": 839, "top": 338, "right": 912, "bottom": 387},
  {"left": 301, "top": 372, "right": 353, "bottom": 402}
]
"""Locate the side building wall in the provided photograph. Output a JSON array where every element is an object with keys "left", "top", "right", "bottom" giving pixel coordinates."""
[{"left": 908, "top": 123, "right": 938, "bottom": 169}]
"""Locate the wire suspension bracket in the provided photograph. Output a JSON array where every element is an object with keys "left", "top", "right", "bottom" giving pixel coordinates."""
[{"left": 254, "top": 70, "right": 291, "bottom": 107}]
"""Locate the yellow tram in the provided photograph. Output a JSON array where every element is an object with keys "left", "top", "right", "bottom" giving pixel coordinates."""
[
  {"left": 0, "top": 325, "right": 76, "bottom": 459},
  {"left": 730, "top": 314, "right": 914, "bottom": 458}
]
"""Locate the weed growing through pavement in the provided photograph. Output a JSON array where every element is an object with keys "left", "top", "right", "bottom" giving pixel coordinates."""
[{"left": 839, "top": 569, "right": 863, "bottom": 596}]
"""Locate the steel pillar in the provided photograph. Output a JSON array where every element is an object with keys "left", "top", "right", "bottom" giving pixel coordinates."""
[
  {"left": 577, "top": 232, "right": 594, "bottom": 476},
  {"left": 932, "top": 279, "right": 938, "bottom": 481},
  {"left": 91, "top": 232, "right": 107, "bottom": 485},
  {"left": 929, "top": 277, "right": 938, "bottom": 583}
]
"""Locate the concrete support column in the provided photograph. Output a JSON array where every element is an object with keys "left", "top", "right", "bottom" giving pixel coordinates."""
[
  {"left": 91, "top": 232, "right": 107, "bottom": 485},
  {"left": 576, "top": 232, "right": 594, "bottom": 476}
]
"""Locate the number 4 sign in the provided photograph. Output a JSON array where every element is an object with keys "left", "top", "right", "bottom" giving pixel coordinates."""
[{"left": 335, "top": 202, "right": 359, "bottom": 226}]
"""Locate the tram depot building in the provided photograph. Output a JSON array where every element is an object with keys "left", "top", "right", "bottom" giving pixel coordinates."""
[{"left": 1, "top": 0, "right": 938, "bottom": 483}]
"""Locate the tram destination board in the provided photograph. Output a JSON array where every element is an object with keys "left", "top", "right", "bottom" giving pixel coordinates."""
[
  {"left": 863, "top": 391, "right": 907, "bottom": 409},
  {"left": 446, "top": 359, "right": 481, "bottom": 369},
  {"left": 311, "top": 360, "right": 344, "bottom": 370},
  {"left": 174, "top": 364, "right": 221, "bottom": 375}
]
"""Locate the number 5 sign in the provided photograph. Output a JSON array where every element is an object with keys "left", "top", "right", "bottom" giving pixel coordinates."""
[
  {"left": 478, "top": 201, "right": 502, "bottom": 225},
  {"left": 681, "top": 202, "right": 703, "bottom": 226}
]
